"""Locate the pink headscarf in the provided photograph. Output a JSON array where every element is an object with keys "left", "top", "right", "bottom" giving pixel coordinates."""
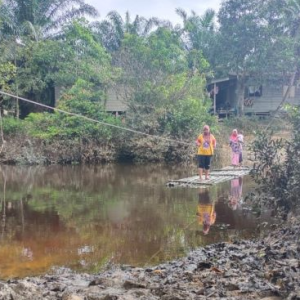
[
  {"left": 230, "top": 129, "right": 238, "bottom": 142},
  {"left": 203, "top": 125, "right": 211, "bottom": 142}
]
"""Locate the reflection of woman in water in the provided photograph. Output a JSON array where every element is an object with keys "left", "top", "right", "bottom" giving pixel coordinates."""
[
  {"left": 229, "top": 177, "right": 243, "bottom": 210},
  {"left": 196, "top": 189, "right": 216, "bottom": 235}
]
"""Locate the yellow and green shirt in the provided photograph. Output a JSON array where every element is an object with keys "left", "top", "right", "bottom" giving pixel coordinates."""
[
  {"left": 197, "top": 134, "right": 216, "bottom": 156},
  {"left": 197, "top": 204, "right": 216, "bottom": 225}
]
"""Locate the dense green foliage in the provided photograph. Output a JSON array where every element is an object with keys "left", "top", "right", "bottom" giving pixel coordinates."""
[
  {"left": 113, "top": 29, "right": 214, "bottom": 140},
  {"left": 0, "top": 0, "right": 300, "bottom": 162},
  {"left": 2, "top": 115, "right": 24, "bottom": 135},
  {"left": 250, "top": 106, "right": 300, "bottom": 214},
  {"left": 0, "top": 0, "right": 98, "bottom": 39},
  {"left": 26, "top": 79, "right": 122, "bottom": 140}
]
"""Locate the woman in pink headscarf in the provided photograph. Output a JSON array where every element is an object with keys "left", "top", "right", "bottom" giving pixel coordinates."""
[
  {"left": 229, "top": 129, "right": 241, "bottom": 167},
  {"left": 196, "top": 125, "right": 217, "bottom": 180}
]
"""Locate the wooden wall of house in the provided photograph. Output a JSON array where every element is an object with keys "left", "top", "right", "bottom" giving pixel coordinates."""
[
  {"left": 55, "top": 85, "right": 128, "bottom": 113},
  {"left": 244, "top": 84, "right": 300, "bottom": 114},
  {"left": 106, "top": 86, "right": 128, "bottom": 112},
  {"left": 54, "top": 86, "right": 63, "bottom": 106}
]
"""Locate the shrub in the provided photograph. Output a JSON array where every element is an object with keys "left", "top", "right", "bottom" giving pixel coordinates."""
[
  {"left": 2, "top": 117, "right": 26, "bottom": 136},
  {"left": 25, "top": 80, "right": 123, "bottom": 142},
  {"left": 249, "top": 106, "right": 300, "bottom": 214}
]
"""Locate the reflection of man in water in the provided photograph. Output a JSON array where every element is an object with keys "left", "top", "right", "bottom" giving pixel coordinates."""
[
  {"left": 196, "top": 189, "right": 216, "bottom": 235},
  {"left": 229, "top": 177, "right": 243, "bottom": 210}
]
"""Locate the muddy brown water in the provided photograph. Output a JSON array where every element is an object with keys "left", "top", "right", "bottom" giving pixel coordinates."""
[{"left": 0, "top": 163, "right": 272, "bottom": 279}]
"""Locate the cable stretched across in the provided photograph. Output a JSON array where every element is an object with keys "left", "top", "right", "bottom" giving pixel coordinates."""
[{"left": 0, "top": 90, "right": 192, "bottom": 146}]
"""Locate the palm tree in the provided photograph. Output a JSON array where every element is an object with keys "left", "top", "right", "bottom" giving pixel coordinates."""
[
  {"left": 0, "top": 0, "right": 98, "bottom": 40},
  {"left": 92, "top": 11, "right": 160, "bottom": 51},
  {"left": 175, "top": 8, "right": 216, "bottom": 51},
  {"left": 175, "top": 8, "right": 218, "bottom": 72}
]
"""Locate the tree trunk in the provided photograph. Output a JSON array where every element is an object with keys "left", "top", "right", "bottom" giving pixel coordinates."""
[
  {"left": 237, "top": 74, "right": 245, "bottom": 116},
  {"left": 14, "top": 56, "right": 19, "bottom": 119}
]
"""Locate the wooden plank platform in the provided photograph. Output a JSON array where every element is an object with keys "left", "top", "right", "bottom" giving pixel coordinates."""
[{"left": 166, "top": 166, "right": 250, "bottom": 188}]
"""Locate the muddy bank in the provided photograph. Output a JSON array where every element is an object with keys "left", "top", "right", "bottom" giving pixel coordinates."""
[
  {"left": 0, "top": 135, "right": 194, "bottom": 164},
  {"left": 0, "top": 133, "right": 252, "bottom": 165},
  {"left": 0, "top": 137, "right": 118, "bottom": 164},
  {"left": 1, "top": 219, "right": 299, "bottom": 300}
]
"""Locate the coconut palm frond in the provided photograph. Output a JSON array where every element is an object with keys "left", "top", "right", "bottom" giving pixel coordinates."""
[
  {"left": 92, "top": 19, "right": 121, "bottom": 51},
  {"left": 143, "top": 17, "right": 160, "bottom": 35},
  {"left": 175, "top": 7, "right": 187, "bottom": 22},
  {"left": 107, "top": 10, "right": 124, "bottom": 26},
  {"left": 44, "top": 1, "right": 69, "bottom": 21},
  {"left": 191, "top": 10, "right": 197, "bottom": 17},
  {"left": 158, "top": 19, "right": 174, "bottom": 30},
  {"left": 0, "top": 6, "right": 17, "bottom": 35},
  {"left": 107, "top": 10, "right": 124, "bottom": 38},
  {"left": 46, "top": 4, "right": 98, "bottom": 32},
  {"left": 132, "top": 15, "right": 141, "bottom": 34},
  {"left": 200, "top": 9, "right": 216, "bottom": 30},
  {"left": 0, "top": 0, "right": 98, "bottom": 39},
  {"left": 22, "top": 21, "right": 39, "bottom": 41}
]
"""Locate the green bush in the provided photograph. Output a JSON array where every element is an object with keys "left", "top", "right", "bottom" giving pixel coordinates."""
[
  {"left": 165, "top": 97, "right": 218, "bottom": 139},
  {"left": 26, "top": 79, "right": 123, "bottom": 141},
  {"left": 26, "top": 112, "right": 63, "bottom": 139},
  {"left": 249, "top": 105, "right": 300, "bottom": 215},
  {"left": 2, "top": 117, "right": 26, "bottom": 136},
  {"left": 126, "top": 72, "right": 217, "bottom": 139}
]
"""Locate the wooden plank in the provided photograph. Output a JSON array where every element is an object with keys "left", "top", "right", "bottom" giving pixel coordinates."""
[
  {"left": 166, "top": 166, "right": 251, "bottom": 188},
  {"left": 212, "top": 167, "right": 250, "bottom": 171},
  {"left": 168, "top": 179, "right": 213, "bottom": 186},
  {"left": 210, "top": 172, "right": 249, "bottom": 177},
  {"left": 167, "top": 175, "right": 234, "bottom": 186}
]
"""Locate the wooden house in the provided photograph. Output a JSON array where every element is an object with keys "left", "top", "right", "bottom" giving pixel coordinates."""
[
  {"left": 105, "top": 85, "right": 129, "bottom": 116},
  {"left": 55, "top": 85, "right": 129, "bottom": 117},
  {"left": 55, "top": 75, "right": 300, "bottom": 119},
  {"left": 207, "top": 75, "right": 300, "bottom": 117}
]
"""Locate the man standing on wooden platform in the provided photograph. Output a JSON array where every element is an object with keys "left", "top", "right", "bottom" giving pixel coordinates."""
[{"left": 196, "top": 125, "right": 217, "bottom": 181}]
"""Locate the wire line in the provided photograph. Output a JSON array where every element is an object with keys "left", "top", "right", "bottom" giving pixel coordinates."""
[{"left": 0, "top": 90, "right": 192, "bottom": 146}]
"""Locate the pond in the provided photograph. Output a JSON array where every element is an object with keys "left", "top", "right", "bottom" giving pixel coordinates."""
[{"left": 0, "top": 163, "right": 271, "bottom": 279}]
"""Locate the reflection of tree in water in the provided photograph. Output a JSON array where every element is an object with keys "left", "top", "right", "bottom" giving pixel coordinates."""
[
  {"left": 0, "top": 163, "right": 190, "bottom": 194},
  {"left": 101, "top": 203, "right": 166, "bottom": 265},
  {"left": 0, "top": 166, "right": 274, "bottom": 278},
  {"left": 0, "top": 164, "right": 195, "bottom": 227},
  {"left": 77, "top": 191, "right": 196, "bottom": 266},
  {"left": 0, "top": 196, "right": 87, "bottom": 278},
  {"left": 0, "top": 164, "right": 200, "bottom": 277},
  {"left": 1, "top": 170, "right": 6, "bottom": 241}
]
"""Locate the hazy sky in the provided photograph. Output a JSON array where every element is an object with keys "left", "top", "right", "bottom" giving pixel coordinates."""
[{"left": 85, "top": 0, "right": 222, "bottom": 25}]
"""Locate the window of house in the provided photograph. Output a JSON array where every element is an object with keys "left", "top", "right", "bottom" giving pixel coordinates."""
[{"left": 247, "top": 85, "right": 262, "bottom": 97}]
